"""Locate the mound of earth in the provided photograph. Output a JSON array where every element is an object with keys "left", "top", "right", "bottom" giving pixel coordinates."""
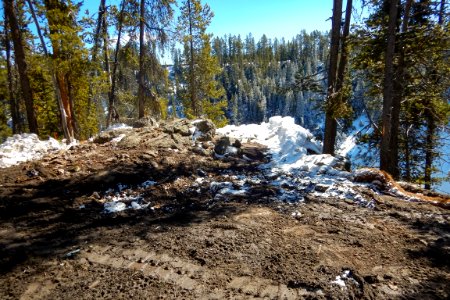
[{"left": 0, "top": 119, "right": 449, "bottom": 299}]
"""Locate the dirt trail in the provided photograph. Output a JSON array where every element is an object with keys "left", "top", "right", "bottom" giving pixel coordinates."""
[{"left": 0, "top": 122, "right": 449, "bottom": 299}]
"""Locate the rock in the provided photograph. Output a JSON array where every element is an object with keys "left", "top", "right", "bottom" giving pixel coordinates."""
[
  {"left": 93, "top": 129, "right": 131, "bottom": 144},
  {"left": 332, "top": 155, "right": 351, "bottom": 172},
  {"left": 214, "top": 136, "right": 231, "bottom": 155},
  {"left": 232, "top": 139, "right": 242, "bottom": 148},
  {"left": 133, "top": 117, "right": 158, "bottom": 128},
  {"left": 314, "top": 184, "right": 329, "bottom": 193},
  {"left": 118, "top": 133, "right": 142, "bottom": 148},
  {"left": 193, "top": 119, "right": 216, "bottom": 141},
  {"left": 172, "top": 119, "right": 192, "bottom": 136}
]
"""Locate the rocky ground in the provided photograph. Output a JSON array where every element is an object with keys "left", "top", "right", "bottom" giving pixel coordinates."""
[{"left": 0, "top": 119, "right": 449, "bottom": 299}]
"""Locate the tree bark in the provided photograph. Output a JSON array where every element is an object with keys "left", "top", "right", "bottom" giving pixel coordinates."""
[
  {"left": 44, "top": 0, "right": 75, "bottom": 140},
  {"left": 380, "top": 0, "right": 399, "bottom": 175},
  {"left": 107, "top": 0, "right": 125, "bottom": 127},
  {"left": 2, "top": 11, "right": 21, "bottom": 133},
  {"left": 3, "top": 0, "right": 39, "bottom": 134},
  {"left": 322, "top": 0, "right": 343, "bottom": 155},
  {"left": 389, "top": 0, "right": 412, "bottom": 179},
  {"left": 26, "top": 0, "right": 72, "bottom": 142},
  {"left": 92, "top": 0, "right": 107, "bottom": 63},
  {"left": 423, "top": 0, "right": 445, "bottom": 189},
  {"left": 138, "top": 0, "right": 146, "bottom": 118},
  {"left": 187, "top": 0, "right": 198, "bottom": 116}
]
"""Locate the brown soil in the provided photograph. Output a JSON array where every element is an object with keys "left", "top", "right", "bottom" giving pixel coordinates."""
[{"left": 0, "top": 124, "right": 449, "bottom": 299}]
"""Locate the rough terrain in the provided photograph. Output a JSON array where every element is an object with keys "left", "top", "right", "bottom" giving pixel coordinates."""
[{"left": 0, "top": 119, "right": 449, "bottom": 299}]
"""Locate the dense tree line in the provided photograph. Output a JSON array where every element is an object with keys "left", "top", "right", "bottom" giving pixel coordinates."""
[{"left": 0, "top": 0, "right": 449, "bottom": 189}]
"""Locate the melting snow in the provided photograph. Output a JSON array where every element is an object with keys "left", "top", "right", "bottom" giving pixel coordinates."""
[{"left": 0, "top": 133, "right": 73, "bottom": 168}]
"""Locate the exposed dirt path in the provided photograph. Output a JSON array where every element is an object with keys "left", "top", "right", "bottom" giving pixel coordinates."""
[{"left": 0, "top": 124, "right": 449, "bottom": 299}]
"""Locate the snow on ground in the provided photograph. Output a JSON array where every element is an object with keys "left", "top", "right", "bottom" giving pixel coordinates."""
[
  {"left": 337, "top": 115, "right": 378, "bottom": 169},
  {"left": 218, "top": 116, "right": 323, "bottom": 172},
  {"left": 0, "top": 123, "right": 132, "bottom": 169},
  {"left": 217, "top": 116, "right": 377, "bottom": 207},
  {"left": 0, "top": 134, "right": 73, "bottom": 168}
]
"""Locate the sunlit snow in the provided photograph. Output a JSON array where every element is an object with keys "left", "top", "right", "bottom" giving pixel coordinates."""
[{"left": 0, "top": 133, "right": 73, "bottom": 168}]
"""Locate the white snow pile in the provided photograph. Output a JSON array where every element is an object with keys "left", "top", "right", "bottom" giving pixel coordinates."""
[
  {"left": 217, "top": 116, "right": 375, "bottom": 207},
  {"left": 218, "top": 116, "right": 324, "bottom": 172},
  {"left": 0, "top": 133, "right": 72, "bottom": 168}
]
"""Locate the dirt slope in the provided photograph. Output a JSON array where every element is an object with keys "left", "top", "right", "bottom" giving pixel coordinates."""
[{"left": 0, "top": 120, "right": 449, "bottom": 299}]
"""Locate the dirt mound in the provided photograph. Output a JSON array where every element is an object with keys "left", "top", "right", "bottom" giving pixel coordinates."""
[{"left": 0, "top": 120, "right": 449, "bottom": 299}]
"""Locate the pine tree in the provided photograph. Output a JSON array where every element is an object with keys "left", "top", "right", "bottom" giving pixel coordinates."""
[
  {"left": 177, "top": 0, "right": 226, "bottom": 125},
  {"left": 3, "top": 0, "right": 39, "bottom": 134}
]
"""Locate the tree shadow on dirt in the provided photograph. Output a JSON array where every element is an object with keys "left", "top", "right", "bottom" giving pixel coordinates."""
[
  {"left": 0, "top": 155, "right": 269, "bottom": 275},
  {"left": 406, "top": 219, "right": 450, "bottom": 271}
]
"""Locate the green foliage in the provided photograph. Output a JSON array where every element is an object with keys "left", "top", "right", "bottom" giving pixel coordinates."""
[
  {"left": 177, "top": 0, "right": 227, "bottom": 123},
  {"left": 0, "top": 58, "right": 12, "bottom": 141},
  {"left": 351, "top": 0, "right": 450, "bottom": 186}
]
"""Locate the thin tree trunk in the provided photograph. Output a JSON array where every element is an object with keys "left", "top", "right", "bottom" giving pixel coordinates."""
[
  {"left": 424, "top": 113, "right": 435, "bottom": 189},
  {"left": 100, "top": 5, "right": 112, "bottom": 127},
  {"left": 2, "top": 12, "right": 20, "bottom": 133},
  {"left": 107, "top": 0, "right": 125, "bottom": 127},
  {"left": 87, "top": 0, "right": 107, "bottom": 121},
  {"left": 323, "top": 0, "right": 343, "bottom": 155},
  {"left": 439, "top": 0, "right": 445, "bottom": 24},
  {"left": 92, "top": 0, "right": 107, "bottom": 63},
  {"left": 187, "top": 0, "right": 198, "bottom": 116},
  {"left": 336, "top": 0, "right": 352, "bottom": 92},
  {"left": 389, "top": 0, "right": 413, "bottom": 179},
  {"left": 44, "top": 0, "right": 75, "bottom": 140},
  {"left": 26, "top": 0, "right": 72, "bottom": 142},
  {"left": 404, "top": 125, "right": 412, "bottom": 181},
  {"left": 380, "top": 0, "right": 399, "bottom": 175},
  {"left": 423, "top": 0, "right": 445, "bottom": 189},
  {"left": 3, "top": 0, "right": 39, "bottom": 134},
  {"left": 138, "top": 0, "right": 146, "bottom": 118}
]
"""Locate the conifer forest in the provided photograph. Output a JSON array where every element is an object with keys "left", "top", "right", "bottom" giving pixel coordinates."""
[{"left": 1, "top": 0, "right": 449, "bottom": 189}]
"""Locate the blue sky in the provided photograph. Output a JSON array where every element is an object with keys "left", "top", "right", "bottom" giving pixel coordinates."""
[
  {"left": 82, "top": 0, "right": 365, "bottom": 41},
  {"left": 206, "top": 0, "right": 333, "bottom": 39}
]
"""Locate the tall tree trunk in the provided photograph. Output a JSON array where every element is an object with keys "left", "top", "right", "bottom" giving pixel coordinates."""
[
  {"left": 26, "top": 0, "right": 72, "bottom": 142},
  {"left": 67, "top": 76, "right": 79, "bottom": 138},
  {"left": 187, "top": 0, "right": 198, "bottom": 116},
  {"left": 404, "top": 125, "right": 412, "bottom": 181},
  {"left": 336, "top": 0, "right": 352, "bottom": 92},
  {"left": 439, "top": 0, "right": 445, "bottom": 25},
  {"left": 423, "top": 0, "right": 445, "bottom": 189},
  {"left": 108, "top": 0, "right": 125, "bottom": 127},
  {"left": 92, "top": 0, "right": 107, "bottom": 63},
  {"left": 380, "top": 0, "right": 399, "bottom": 175},
  {"left": 138, "top": 0, "right": 146, "bottom": 118},
  {"left": 424, "top": 112, "right": 435, "bottom": 189},
  {"left": 390, "top": 0, "right": 413, "bottom": 179},
  {"left": 2, "top": 12, "right": 21, "bottom": 133},
  {"left": 100, "top": 5, "right": 112, "bottom": 127},
  {"left": 323, "top": 0, "right": 343, "bottom": 155},
  {"left": 87, "top": 0, "right": 107, "bottom": 122},
  {"left": 44, "top": 0, "right": 75, "bottom": 140},
  {"left": 3, "top": 0, "right": 39, "bottom": 134}
]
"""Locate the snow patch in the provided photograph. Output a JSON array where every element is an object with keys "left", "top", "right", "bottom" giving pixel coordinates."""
[{"left": 0, "top": 133, "right": 72, "bottom": 168}]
